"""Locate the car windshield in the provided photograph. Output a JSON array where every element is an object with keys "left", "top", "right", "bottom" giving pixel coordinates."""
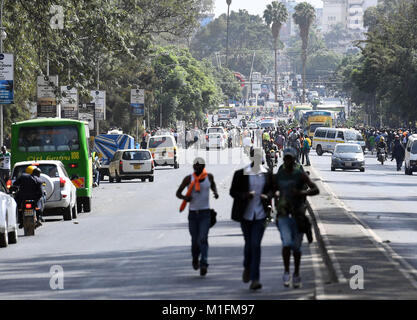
[
  {"left": 219, "top": 110, "right": 229, "bottom": 114},
  {"left": 260, "top": 122, "right": 274, "bottom": 128},
  {"left": 411, "top": 142, "right": 417, "bottom": 154},
  {"left": 122, "top": 151, "right": 151, "bottom": 161},
  {"left": 13, "top": 164, "right": 59, "bottom": 179},
  {"left": 18, "top": 126, "right": 79, "bottom": 152},
  {"left": 310, "top": 124, "right": 323, "bottom": 133},
  {"left": 148, "top": 137, "right": 173, "bottom": 148},
  {"left": 336, "top": 145, "right": 362, "bottom": 153},
  {"left": 345, "top": 130, "right": 360, "bottom": 141},
  {"left": 208, "top": 128, "right": 223, "bottom": 133}
]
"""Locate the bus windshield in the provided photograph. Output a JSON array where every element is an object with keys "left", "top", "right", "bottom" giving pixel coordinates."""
[{"left": 18, "top": 126, "right": 79, "bottom": 152}]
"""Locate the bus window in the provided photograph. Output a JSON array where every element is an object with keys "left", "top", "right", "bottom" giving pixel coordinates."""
[{"left": 18, "top": 126, "right": 79, "bottom": 152}]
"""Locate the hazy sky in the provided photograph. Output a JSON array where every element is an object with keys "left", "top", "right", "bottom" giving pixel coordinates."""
[{"left": 213, "top": 0, "right": 323, "bottom": 17}]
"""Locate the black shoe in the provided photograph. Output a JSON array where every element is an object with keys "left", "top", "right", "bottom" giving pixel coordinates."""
[
  {"left": 242, "top": 268, "right": 250, "bottom": 283},
  {"left": 35, "top": 221, "right": 42, "bottom": 228},
  {"left": 192, "top": 259, "right": 199, "bottom": 270},
  {"left": 249, "top": 280, "right": 262, "bottom": 290},
  {"left": 200, "top": 266, "right": 207, "bottom": 276}
]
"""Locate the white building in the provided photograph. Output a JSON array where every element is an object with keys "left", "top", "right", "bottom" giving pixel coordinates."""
[
  {"left": 322, "top": 0, "right": 346, "bottom": 33},
  {"left": 323, "top": 0, "right": 379, "bottom": 33}
]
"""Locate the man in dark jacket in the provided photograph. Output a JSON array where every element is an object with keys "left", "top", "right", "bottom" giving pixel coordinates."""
[
  {"left": 230, "top": 147, "right": 272, "bottom": 291},
  {"left": 391, "top": 135, "right": 405, "bottom": 171},
  {"left": 14, "top": 166, "right": 45, "bottom": 228}
]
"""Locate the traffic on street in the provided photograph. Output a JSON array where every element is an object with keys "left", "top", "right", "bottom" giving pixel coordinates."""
[{"left": 0, "top": 0, "right": 416, "bottom": 306}]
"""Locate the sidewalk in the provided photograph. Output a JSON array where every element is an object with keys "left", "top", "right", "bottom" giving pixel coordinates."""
[{"left": 307, "top": 166, "right": 417, "bottom": 299}]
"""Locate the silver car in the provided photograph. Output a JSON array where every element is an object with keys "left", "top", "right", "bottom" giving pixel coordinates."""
[
  {"left": 0, "top": 178, "right": 18, "bottom": 247},
  {"left": 331, "top": 143, "right": 365, "bottom": 172}
]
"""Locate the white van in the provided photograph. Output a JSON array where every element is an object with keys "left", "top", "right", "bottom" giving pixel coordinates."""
[
  {"left": 147, "top": 135, "right": 179, "bottom": 169},
  {"left": 218, "top": 108, "right": 231, "bottom": 121},
  {"left": 404, "top": 134, "right": 417, "bottom": 175},
  {"left": 312, "top": 127, "right": 365, "bottom": 156}
]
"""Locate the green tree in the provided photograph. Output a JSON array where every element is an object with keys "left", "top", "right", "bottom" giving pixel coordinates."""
[
  {"left": 293, "top": 1, "right": 316, "bottom": 103},
  {"left": 263, "top": 1, "right": 288, "bottom": 102}
]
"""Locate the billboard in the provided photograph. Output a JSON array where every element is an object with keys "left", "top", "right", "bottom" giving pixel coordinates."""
[
  {"left": 131, "top": 89, "right": 145, "bottom": 116},
  {"left": 0, "top": 53, "right": 14, "bottom": 104},
  {"left": 61, "top": 86, "right": 78, "bottom": 119},
  {"left": 79, "top": 103, "right": 95, "bottom": 130},
  {"left": 37, "top": 75, "right": 58, "bottom": 117},
  {"left": 90, "top": 90, "right": 106, "bottom": 120}
]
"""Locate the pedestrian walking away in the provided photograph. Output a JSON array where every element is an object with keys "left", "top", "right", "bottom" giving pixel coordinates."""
[
  {"left": 176, "top": 157, "right": 219, "bottom": 276},
  {"left": 273, "top": 148, "right": 319, "bottom": 288},
  {"left": 0, "top": 146, "right": 11, "bottom": 182},
  {"left": 230, "top": 147, "right": 272, "bottom": 291}
]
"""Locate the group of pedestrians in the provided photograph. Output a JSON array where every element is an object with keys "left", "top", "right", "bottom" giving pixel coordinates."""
[{"left": 176, "top": 145, "right": 319, "bottom": 291}]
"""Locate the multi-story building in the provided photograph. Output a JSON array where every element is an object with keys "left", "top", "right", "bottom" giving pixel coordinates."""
[{"left": 323, "top": 0, "right": 379, "bottom": 33}]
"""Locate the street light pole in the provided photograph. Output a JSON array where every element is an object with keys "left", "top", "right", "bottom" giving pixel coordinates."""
[
  {"left": 226, "top": 0, "right": 231, "bottom": 68},
  {"left": 0, "top": 0, "right": 5, "bottom": 147}
]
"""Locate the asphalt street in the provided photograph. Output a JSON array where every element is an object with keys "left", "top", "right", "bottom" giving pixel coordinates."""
[
  {"left": 309, "top": 150, "right": 417, "bottom": 272},
  {"left": 0, "top": 146, "right": 317, "bottom": 300}
]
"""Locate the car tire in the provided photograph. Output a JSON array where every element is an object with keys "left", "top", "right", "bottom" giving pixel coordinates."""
[
  {"left": 83, "top": 197, "right": 92, "bottom": 213},
  {"left": 141, "top": 178, "right": 145, "bottom": 182},
  {"left": 0, "top": 231, "right": 8, "bottom": 248},
  {"left": 149, "top": 176, "right": 154, "bottom": 182},
  {"left": 206, "top": 147, "right": 209, "bottom": 151},
  {"left": 360, "top": 168, "right": 365, "bottom": 172},
  {"left": 63, "top": 205, "right": 72, "bottom": 221},
  {"left": 316, "top": 145, "right": 323, "bottom": 156},
  {"left": 72, "top": 202, "right": 78, "bottom": 219},
  {"left": 8, "top": 229, "right": 18, "bottom": 244},
  {"left": 116, "top": 172, "right": 122, "bottom": 183},
  {"left": 331, "top": 167, "right": 335, "bottom": 171}
]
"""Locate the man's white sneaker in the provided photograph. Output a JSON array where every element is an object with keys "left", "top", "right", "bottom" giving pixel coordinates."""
[{"left": 283, "top": 272, "right": 291, "bottom": 287}]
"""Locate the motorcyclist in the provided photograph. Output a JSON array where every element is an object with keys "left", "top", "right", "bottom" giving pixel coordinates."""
[
  {"left": 377, "top": 136, "right": 388, "bottom": 160},
  {"left": 13, "top": 166, "right": 46, "bottom": 228}
]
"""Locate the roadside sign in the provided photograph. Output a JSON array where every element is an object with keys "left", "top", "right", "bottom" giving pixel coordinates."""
[
  {"left": 0, "top": 53, "right": 14, "bottom": 104},
  {"left": 37, "top": 75, "right": 58, "bottom": 117},
  {"left": 79, "top": 103, "right": 95, "bottom": 130},
  {"left": 90, "top": 90, "right": 106, "bottom": 120},
  {"left": 61, "top": 86, "right": 78, "bottom": 119},
  {"left": 252, "top": 83, "right": 261, "bottom": 94},
  {"left": 131, "top": 89, "right": 145, "bottom": 116}
]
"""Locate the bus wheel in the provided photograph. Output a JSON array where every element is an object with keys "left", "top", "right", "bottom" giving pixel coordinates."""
[
  {"left": 316, "top": 145, "right": 323, "bottom": 156},
  {"left": 77, "top": 199, "right": 83, "bottom": 213},
  {"left": 83, "top": 197, "right": 91, "bottom": 213}
]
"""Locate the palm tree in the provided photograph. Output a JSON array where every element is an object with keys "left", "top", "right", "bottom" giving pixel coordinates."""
[
  {"left": 293, "top": 2, "right": 316, "bottom": 103},
  {"left": 263, "top": 1, "right": 288, "bottom": 103}
]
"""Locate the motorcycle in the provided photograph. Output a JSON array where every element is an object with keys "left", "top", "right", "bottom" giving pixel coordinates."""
[
  {"left": 265, "top": 145, "right": 279, "bottom": 171},
  {"left": 21, "top": 200, "right": 37, "bottom": 236},
  {"left": 377, "top": 147, "right": 387, "bottom": 165}
]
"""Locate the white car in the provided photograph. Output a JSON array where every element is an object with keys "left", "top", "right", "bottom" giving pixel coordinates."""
[
  {"left": 0, "top": 178, "right": 17, "bottom": 247},
  {"left": 11, "top": 161, "right": 78, "bottom": 221},
  {"left": 206, "top": 132, "right": 226, "bottom": 150},
  {"left": 109, "top": 149, "right": 154, "bottom": 183}
]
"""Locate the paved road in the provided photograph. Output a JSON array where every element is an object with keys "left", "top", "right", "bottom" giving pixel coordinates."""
[
  {"left": 309, "top": 150, "right": 417, "bottom": 272},
  {"left": 0, "top": 147, "right": 317, "bottom": 299}
]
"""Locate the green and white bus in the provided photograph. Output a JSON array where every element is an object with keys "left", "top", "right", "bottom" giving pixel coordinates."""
[{"left": 11, "top": 118, "right": 93, "bottom": 212}]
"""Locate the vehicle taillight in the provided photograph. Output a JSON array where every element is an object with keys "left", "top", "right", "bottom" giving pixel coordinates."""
[
  {"left": 119, "top": 160, "right": 123, "bottom": 173},
  {"left": 151, "top": 160, "right": 154, "bottom": 169},
  {"left": 6, "top": 179, "right": 11, "bottom": 189},
  {"left": 206, "top": 135, "right": 209, "bottom": 140},
  {"left": 69, "top": 163, "right": 78, "bottom": 168},
  {"left": 25, "top": 203, "right": 32, "bottom": 209},
  {"left": 60, "top": 177, "right": 66, "bottom": 188}
]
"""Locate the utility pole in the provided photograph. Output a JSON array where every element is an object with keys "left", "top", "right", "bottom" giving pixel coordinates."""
[
  {"left": 226, "top": 0, "right": 232, "bottom": 68},
  {"left": 0, "top": 0, "right": 6, "bottom": 147},
  {"left": 96, "top": 57, "right": 100, "bottom": 136}
]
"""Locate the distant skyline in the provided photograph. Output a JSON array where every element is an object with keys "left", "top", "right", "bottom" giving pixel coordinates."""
[{"left": 213, "top": 0, "right": 324, "bottom": 18}]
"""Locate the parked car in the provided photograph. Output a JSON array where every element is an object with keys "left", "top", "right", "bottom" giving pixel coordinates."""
[
  {"left": 109, "top": 149, "right": 154, "bottom": 183},
  {"left": 404, "top": 134, "right": 417, "bottom": 175},
  {"left": 0, "top": 177, "right": 17, "bottom": 247},
  {"left": 147, "top": 135, "right": 179, "bottom": 169},
  {"left": 10, "top": 160, "right": 77, "bottom": 221},
  {"left": 331, "top": 143, "right": 365, "bottom": 172}
]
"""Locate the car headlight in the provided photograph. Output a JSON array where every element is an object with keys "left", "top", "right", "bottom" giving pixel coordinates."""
[{"left": 333, "top": 157, "right": 341, "bottom": 161}]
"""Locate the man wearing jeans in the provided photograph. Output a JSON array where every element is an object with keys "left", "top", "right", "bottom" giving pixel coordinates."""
[
  {"left": 176, "top": 157, "right": 219, "bottom": 276},
  {"left": 273, "top": 148, "right": 319, "bottom": 288}
]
